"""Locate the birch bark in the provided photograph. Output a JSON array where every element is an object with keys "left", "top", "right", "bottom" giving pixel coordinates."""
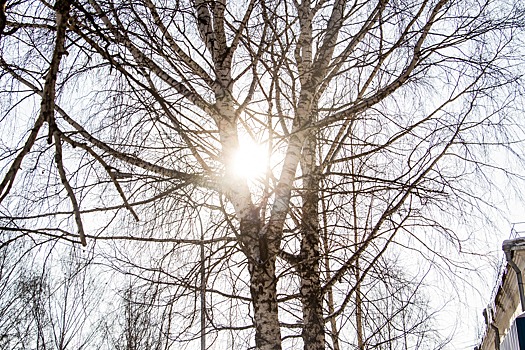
[
  {"left": 299, "top": 132, "right": 325, "bottom": 350},
  {"left": 193, "top": 1, "right": 284, "bottom": 347}
]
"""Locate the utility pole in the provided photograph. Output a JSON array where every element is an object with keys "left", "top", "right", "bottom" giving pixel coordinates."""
[{"left": 200, "top": 235, "right": 206, "bottom": 350}]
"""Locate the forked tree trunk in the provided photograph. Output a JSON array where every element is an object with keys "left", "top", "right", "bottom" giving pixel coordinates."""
[{"left": 216, "top": 78, "right": 284, "bottom": 350}]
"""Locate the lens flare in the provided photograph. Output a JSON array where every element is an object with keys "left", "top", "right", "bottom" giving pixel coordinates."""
[{"left": 232, "top": 140, "right": 268, "bottom": 180}]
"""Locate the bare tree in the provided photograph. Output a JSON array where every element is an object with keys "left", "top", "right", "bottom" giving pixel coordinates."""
[
  {"left": 1, "top": 0, "right": 525, "bottom": 349},
  {"left": 0, "top": 234, "right": 102, "bottom": 350}
]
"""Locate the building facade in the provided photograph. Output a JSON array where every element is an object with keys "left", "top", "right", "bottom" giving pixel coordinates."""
[{"left": 478, "top": 238, "right": 525, "bottom": 350}]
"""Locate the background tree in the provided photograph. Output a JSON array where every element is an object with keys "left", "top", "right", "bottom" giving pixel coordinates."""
[
  {"left": 1, "top": 0, "right": 525, "bottom": 349},
  {"left": 0, "top": 236, "right": 102, "bottom": 350}
]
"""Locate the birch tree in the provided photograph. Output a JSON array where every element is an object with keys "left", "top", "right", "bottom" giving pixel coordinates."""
[{"left": 1, "top": 0, "right": 524, "bottom": 349}]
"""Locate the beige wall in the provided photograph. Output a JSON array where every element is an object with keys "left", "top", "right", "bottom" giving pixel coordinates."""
[{"left": 480, "top": 250, "right": 525, "bottom": 349}]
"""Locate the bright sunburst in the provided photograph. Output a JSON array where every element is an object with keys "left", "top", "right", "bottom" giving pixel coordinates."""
[{"left": 232, "top": 139, "right": 268, "bottom": 180}]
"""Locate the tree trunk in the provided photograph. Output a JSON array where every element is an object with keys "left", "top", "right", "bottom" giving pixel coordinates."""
[
  {"left": 299, "top": 133, "right": 325, "bottom": 350},
  {"left": 241, "top": 210, "right": 282, "bottom": 350},
  {"left": 249, "top": 258, "right": 282, "bottom": 350}
]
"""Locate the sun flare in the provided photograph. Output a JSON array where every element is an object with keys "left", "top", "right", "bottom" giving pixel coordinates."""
[{"left": 232, "top": 140, "right": 268, "bottom": 180}]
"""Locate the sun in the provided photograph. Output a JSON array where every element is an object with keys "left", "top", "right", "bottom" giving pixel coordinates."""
[{"left": 232, "top": 139, "right": 268, "bottom": 180}]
